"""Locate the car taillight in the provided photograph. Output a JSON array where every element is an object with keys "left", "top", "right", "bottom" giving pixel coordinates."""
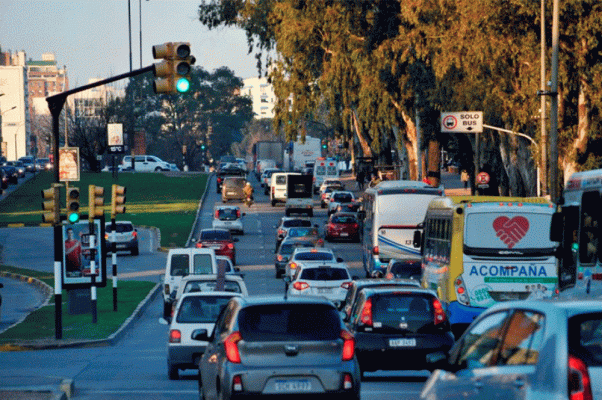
[
  {"left": 196, "top": 242, "right": 204, "bottom": 248},
  {"left": 343, "top": 373, "right": 353, "bottom": 390},
  {"left": 227, "top": 243, "right": 235, "bottom": 250},
  {"left": 236, "top": 209, "right": 241, "bottom": 218},
  {"left": 330, "top": 198, "right": 335, "bottom": 202},
  {"left": 232, "top": 375, "right": 243, "bottom": 392},
  {"left": 432, "top": 298, "right": 446, "bottom": 325},
  {"left": 277, "top": 229, "right": 285, "bottom": 236},
  {"left": 317, "top": 239, "right": 324, "bottom": 246},
  {"left": 215, "top": 210, "right": 220, "bottom": 218},
  {"left": 372, "top": 246, "right": 379, "bottom": 255},
  {"left": 293, "top": 281, "right": 309, "bottom": 290},
  {"left": 352, "top": 223, "right": 359, "bottom": 229},
  {"left": 360, "top": 298, "right": 373, "bottom": 326},
  {"left": 217, "top": 177, "right": 222, "bottom": 183},
  {"left": 569, "top": 355, "right": 592, "bottom": 400},
  {"left": 290, "top": 262, "right": 298, "bottom": 270},
  {"left": 341, "top": 281, "right": 352, "bottom": 289},
  {"left": 455, "top": 276, "right": 470, "bottom": 305},
  {"left": 341, "top": 330, "right": 355, "bottom": 361},
  {"left": 132, "top": 231, "right": 137, "bottom": 238},
  {"left": 277, "top": 255, "right": 284, "bottom": 261},
  {"left": 104, "top": 233, "right": 109, "bottom": 240},
  {"left": 169, "top": 329, "right": 181, "bottom": 343},
  {"left": 225, "top": 331, "right": 242, "bottom": 363}
]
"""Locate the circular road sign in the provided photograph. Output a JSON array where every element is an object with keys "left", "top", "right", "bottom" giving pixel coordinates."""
[
  {"left": 442, "top": 115, "right": 458, "bottom": 130},
  {"left": 476, "top": 172, "right": 490, "bottom": 185}
]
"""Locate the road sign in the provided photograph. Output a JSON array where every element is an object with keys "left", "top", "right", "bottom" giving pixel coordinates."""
[
  {"left": 477, "top": 171, "right": 490, "bottom": 185},
  {"left": 441, "top": 111, "right": 483, "bottom": 133},
  {"left": 107, "top": 123, "right": 125, "bottom": 154}
]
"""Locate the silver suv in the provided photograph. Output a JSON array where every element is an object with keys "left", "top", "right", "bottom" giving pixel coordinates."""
[{"left": 197, "top": 295, "right": 361, "bottom": 400}]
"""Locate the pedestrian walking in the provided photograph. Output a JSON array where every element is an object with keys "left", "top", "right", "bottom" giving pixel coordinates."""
[
  {"left": 461, "top": 169, "right": 469, "bottom": 189},
  {"left": 356, "top": 170, "right": 365, "bottom": 191}
]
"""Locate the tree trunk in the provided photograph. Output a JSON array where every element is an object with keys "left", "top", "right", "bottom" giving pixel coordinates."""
[
  {"left": 351, "top": 110, "right": 372, "bottom": 158},
  {"left": 562, "top": 79, "right": 589, "bottom": 183},
  {"left": 401, "top": 110, "right": 419, "bottom": 180}
]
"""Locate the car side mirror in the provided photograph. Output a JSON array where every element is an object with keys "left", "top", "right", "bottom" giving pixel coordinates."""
[
  {"left": 413, "top": 230, "right": 422, "bottom": 248},
  {"left": 550, "top": 212, "right": 563, "bottom": 242},
  {"left": 336, "top": 257, "right": 344, "bottom": 262},
  {"left": 191, "top": 328, "right": 210, "bottom": 342}
]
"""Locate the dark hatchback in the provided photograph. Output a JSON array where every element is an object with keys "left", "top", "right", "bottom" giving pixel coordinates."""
[
  {"left": 274, "top": 237, "right": 316, "bottom": 278},
  {"left": 345, "top": 287, "right": 454, "bottom": 375}
]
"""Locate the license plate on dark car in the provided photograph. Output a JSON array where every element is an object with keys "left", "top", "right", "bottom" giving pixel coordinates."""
[
  {"left": 274, "top": 379, "right": 312, "bottom": 392},
  {"left": 389, "top": 338, "right": 416, "bottom": 347}
]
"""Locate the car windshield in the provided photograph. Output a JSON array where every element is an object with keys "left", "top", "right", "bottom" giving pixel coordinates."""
[
  {"left": 288, "top": 228, "right": 318, "bottom": 238},
  {"left": 299, "top": 267, "right": 349, "bottom": 281},
  {"left": 183, "top": 280, "right": 242, "bottom": 294},
  {"left": 224, "top": 178, "right": 246, "bottom": 188},
  {"left": 282, "top": 219, "right": 312, "bottom": 228},
  {"left": 294, "top": 252, "right": 333, "bottom": 261},
  {"left": 390, "top": 262, "right": 422, "bottom": 279},
  {"left": 105, "top": 223, "right": 133, "bottom": 233},
  {"left": 217, "top": 208, "right": 239, "bottom": 221},
  {"left": 201, "top": 230, "right": 231, "bottom": 241},
  {"left": 333, "top": 193, "right": 353, "bottom": 202},
  {"left": 279, "top": 242, "right": 314, "bottom": 255},
  {"left": 331, "top": 215, "right": 357, "bottom": 224},
  {"left": 238, "top": 304, "right": 341, "bottom": 342},
  {"left": 176, "top": 296, "right": 234, "bottom": 323}
]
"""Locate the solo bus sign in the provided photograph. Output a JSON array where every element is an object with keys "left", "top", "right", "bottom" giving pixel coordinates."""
[{"left": 441, "top": 111, "right": 483, "bottom": 133}]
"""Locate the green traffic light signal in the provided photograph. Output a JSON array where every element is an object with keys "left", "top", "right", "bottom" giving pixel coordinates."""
[
  {"left": 68, "top": 212, "right": 80, "bottom": 224},
  {"left": 176, "top": 77, "right": 190, "bottom": 93}
]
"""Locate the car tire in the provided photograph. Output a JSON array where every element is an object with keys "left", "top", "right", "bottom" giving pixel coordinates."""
[
  {"left": 155, "top": 167, "right": 162, "bottom": 172},
  {"left": 271, "top": 200, "right": 276, "bottom": 207},
  {"left": 131, "top": 246, "right": 139, "bottom": 256},
  {"left": 168, "top": 363, "right": 179, "bottom": 380},
  {"left": 308, "top": 210, "right": 313, "bottom": 217},
  {"left": 163, "top": 302, "right": 171, "bottom": 319}
]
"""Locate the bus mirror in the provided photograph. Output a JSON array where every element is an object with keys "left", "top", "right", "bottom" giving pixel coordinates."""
[
  {"left": 550, "top": 213, "right": 563, "bottom": 242},
  {"left": 413, "top": 230, "right": 422, "bottom": 248}
]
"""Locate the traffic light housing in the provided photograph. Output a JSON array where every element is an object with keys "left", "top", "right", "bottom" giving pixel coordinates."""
[
  {"left": 89, "top": 185, "right": 105, "bottom": 221},
  {"left": 111, "top": 184, "right": 126, "bottom": 218},
  {"left": 152, "top": 42, "right": 196, "bottom": 94},
  {"left": 41, "top": 185, "right": 60, "bottom": 225},
  {"left": 66, "top": 187, "right": 80, "bottom": 224},
  {"left": 322, "top": 140, "right": 327, "bottom": 149}
]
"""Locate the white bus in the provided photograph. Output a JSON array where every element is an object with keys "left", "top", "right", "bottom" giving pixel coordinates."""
[
  {"left": 415, "top": 196, "right": 558, "bottom": 337},
  {"left": 360, "top": 180, "right": 444, "bottom": 277},
  {"left": 552, "top": 168, "right": 602, "bottom": 296}
]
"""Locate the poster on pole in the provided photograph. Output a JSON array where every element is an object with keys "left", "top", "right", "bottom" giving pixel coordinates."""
[
  {"left": 59, "top": 147, "right": 80, "bottom": 182},
  {"left": 62, "top": 217, "right": 107, "bottom": 289},
  {"left": 107, "top": 123, "right": 125, "bottom": 154}
]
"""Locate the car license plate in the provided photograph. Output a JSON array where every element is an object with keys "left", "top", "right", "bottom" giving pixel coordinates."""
[
  {"left": 116, "top": 244, "right": 127, "bottom": 249},
  {"left": 389, "top": 338, "right": 416, "bottom": 347},
  {"left": 227, "top": 191, "right": 235, "bottom": 195},
  {"left": 340, "top": 232, "right": 349, "bottom": 237},
  {"left": 317, "top": 288, "right": 332, "bottom": 294},
  {"left": 274, "top": 379, "right": 312, "bottom": 392},
  {"left": 222, "top": 221, "right": 232, "bottom": 225}
]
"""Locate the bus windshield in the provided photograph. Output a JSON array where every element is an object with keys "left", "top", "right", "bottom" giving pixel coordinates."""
[{"left": 464, "top": 211, "right": 556, "bottom": 255}]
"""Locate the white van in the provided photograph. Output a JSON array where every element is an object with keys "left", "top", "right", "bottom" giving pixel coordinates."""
[
  {"left": 270, "top": 172, "right": 301, "bottom": 206},
  {"left": 312, "top": 157, "right": 339, "bottom": 193},
  {"left": 122, "top": 155, "right": 171, "bottom": 172},
  {"left": 162, "top": 248, "right": 218, "bottom": 318}
]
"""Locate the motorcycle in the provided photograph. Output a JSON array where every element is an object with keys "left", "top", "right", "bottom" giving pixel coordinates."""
[{"left": 245, "top": 195, "right": 254, "bottom": 207}]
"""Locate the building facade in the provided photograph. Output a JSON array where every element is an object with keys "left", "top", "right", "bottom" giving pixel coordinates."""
[
  {"left": 242, "top": 77, "right": 275, "bottom": 119},
  {"left": 0, "top": 50, "right": 31, "bottom": 160}
]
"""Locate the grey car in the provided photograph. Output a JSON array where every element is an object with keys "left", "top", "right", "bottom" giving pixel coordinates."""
[
  {"left": 197, "top": 295, "right": 361, "bottom": 400},
  {"left": 420, "top": 298, "right": 602, "bottom": 400}
]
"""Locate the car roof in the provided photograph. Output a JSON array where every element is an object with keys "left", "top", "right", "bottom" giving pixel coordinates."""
[
  {"left": 201, "top": 228, "right": 230, "bottom": 233},
  {"left": 352, "top": 278, "right": 421, "bottom": 289},
  {"left": 486, "top": 298, "right": 602, "bottom": 317},
  {"left": 105, "top": 220, "right": 133, "bottom": 226},
  {"left": 330, "top": 212, "right": 358, "bottom": 218},
  {"left": 180, "top": 291, "right": 242, "bottom": 300},
  {"left": 360, "top": 286, "right": 436, "bottom": 297},
  {"left": 180, "top": 274, "right": 244, "bottom": 283},
  {"left": 292, "top": 247, "right": 334, "bottom": 254},
  {"left": 214, "top": 205, "right": 240, "bottom": 210},
  {"left": 234, "top": 294, "right": 336, "bottom": 307}
]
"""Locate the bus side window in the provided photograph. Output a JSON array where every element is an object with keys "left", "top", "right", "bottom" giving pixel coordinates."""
[{"left": 580, "top": 191, "right": 600, "bottom": 265}]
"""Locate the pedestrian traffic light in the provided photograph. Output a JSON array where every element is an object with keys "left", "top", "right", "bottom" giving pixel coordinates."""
[
  {"left": 41, "top": 185, "right": 60, "bottom": 225},
  {"left": 111, "top": 184, "right": 126, "bottom": 218},
  {"left": 152, "top": 42, "right": 196, "bottom": 94},
  {"left": 66, "top": 187, "right": 80, "bottom": 224},
  {"left": 89, "top": 185, "right": 105, "bottom": 221}
]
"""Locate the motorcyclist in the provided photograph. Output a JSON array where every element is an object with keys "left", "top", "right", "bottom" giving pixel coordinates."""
[{"left": 243, "top": 181, "right": 254, "bottom": 206}]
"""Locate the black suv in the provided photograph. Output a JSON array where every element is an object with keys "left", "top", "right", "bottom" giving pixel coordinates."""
[
  {"left": 197, "top": 295, "right": 361, "bottom": 400},
  {"left": 346, "top": 287, "right": 454, "bottom": 376}
]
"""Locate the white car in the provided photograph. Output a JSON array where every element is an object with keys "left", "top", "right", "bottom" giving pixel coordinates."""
[
  {"left": 287, "top": 264, "right": 353, "bottom": 307},
  {"left": 104, "top": 221, "right": 139, "bottom": 255},
  {"left": 211, "top": 205, "right": 245, "bottom": 235},
  {"left": 285, "top": 247, "right": 346, "bottom": 279},
  {"left": 327, "top": 190, "right": 355, "bottom": 216},
  {"left": 319, "top": 178, "right": 345, "bottom": 194},
  {"left": 121, "top": 155, "right": 171, "bottom": 172},
  {"left": 162, "top": 291, "right": 242, "bottom": 380}
]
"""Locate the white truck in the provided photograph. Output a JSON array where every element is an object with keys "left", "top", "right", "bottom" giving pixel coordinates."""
[
  {"left": 285, "top": 174, "right": 314, "bottom": 217},
  {"left": 162, "top": 248, "right": 218, "bottom": 318},
  {"left": 284, "top": 135, "right": 322, "bottom": 171}
]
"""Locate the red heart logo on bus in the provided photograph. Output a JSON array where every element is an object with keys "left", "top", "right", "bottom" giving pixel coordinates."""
[{"left": 493, "top": 216, "right": 529, "bottom": 248}]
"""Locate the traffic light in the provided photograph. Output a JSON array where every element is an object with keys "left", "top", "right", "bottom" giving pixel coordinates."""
[
  {"left": 41, "top": 185, "right": 60, "bottom": 225},
  {"left": 111, "top": 184, "right": 126, "bottom": 218},
  {"left": 201, "top": 143, "right": 206, "bottom": 151},
  {"left": 322, "top": 140, "right": 328, "bottom": 149},
  {"left": 66, "top": 187, "right": 80, "bottom": 224},
  {"left": 89, "top": 185, "right": 105, "bottom": 221},
  {"left": 152, "top": 42, "right": 196, "bottom": 94}
]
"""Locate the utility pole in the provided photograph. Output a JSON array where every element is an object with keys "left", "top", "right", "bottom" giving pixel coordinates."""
[{"left": 549, "top": 0, "right": 560, "bottom": 201}]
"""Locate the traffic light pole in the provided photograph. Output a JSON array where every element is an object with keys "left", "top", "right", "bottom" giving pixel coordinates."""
[{"left": 111, "top": 217, "right": 118, "bottom": 312}]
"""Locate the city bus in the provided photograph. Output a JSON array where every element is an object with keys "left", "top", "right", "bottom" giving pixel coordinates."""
[
  {"left": 360, "top": 180, "right": 444, "bottom": 278},
  {"left": 414, "top": 196, "right": 558, "bottom": 337},
  {"left": 551, "top": 168, "right": 602, "bottom": 296}
]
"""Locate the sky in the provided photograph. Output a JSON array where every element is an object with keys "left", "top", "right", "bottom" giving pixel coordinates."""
[{"left": 0, "top": 0, "right": 261, "bottom": 89}]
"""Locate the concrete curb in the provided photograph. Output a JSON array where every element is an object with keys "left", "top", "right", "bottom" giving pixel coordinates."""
[
  {"left": 186, "top": 172, "right": 213, "bottom": 247},
  {"left": 0, "top": 272, "right": 54, "bottom": 335}
]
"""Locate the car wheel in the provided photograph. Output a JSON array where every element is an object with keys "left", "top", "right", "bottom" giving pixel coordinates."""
[
  {"left": 155, "top": 167, "right": 162, "bottom": 172},
  {"left": 168, "top": 363, "right": 179, "bottom": 380},
  {"left": 271, "top": 200, "right": 276, "bottom": 207},
  {"left": 163, "top": 302, "right": 171, "bottom": 319},
  {"left": 131, "top": 246, "right": 139, "bottom": 256}
]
